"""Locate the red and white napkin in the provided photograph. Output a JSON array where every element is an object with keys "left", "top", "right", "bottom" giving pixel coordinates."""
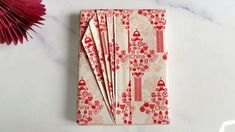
[{"left": 77, "top": 9, "right": 170, "bottom": 125}]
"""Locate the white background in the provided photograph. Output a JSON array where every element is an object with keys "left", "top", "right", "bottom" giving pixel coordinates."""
[{"left": 1, "top": 0, "right": 235, "bottom": 132}]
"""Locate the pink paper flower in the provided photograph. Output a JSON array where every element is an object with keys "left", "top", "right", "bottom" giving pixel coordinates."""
[{"left": 0, "top": 0, "right": 46, "bottom": 45}]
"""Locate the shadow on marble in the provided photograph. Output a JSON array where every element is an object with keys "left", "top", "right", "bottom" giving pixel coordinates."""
[{"left": 65, "top": 13, "right": 80, "bottom": 122}]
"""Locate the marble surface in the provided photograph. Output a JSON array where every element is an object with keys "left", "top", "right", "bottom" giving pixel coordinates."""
[{"left": 1, "top": 0, "right": 235, "bottom": 132}]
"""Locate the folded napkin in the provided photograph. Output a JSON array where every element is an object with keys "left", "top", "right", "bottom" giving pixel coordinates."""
[{"left": 77, "top": 9, "right": 169, "bottom": 125}]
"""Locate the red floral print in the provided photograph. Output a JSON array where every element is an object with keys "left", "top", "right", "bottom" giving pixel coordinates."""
[
  {"left": 77, "top": 79, "right": 103, "bottom": 125},
  {"left": 140, "top": 78, "right": 169, "bottom": 124}
]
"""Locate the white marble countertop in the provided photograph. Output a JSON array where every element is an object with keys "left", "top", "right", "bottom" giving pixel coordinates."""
[{"left": 1, "top": 0, "right": 235, "bottom": 132}]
